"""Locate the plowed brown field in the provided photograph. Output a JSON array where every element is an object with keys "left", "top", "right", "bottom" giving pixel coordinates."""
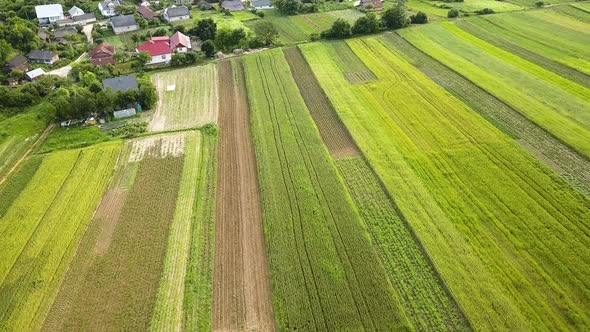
[{"left": 213, "top": 59, "right": 275, "bottom": 331}]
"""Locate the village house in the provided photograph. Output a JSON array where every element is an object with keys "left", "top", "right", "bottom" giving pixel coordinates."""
[
  {"left": 196, "top": 1, "right": 214, "bottom": 10},
  {"left": 4, "top": 55, "right": 29, "bottom": 73},
  {"left": 35, "top": 4, "right": 64, "bottom": 25},
  {"left": 111, "top": 15, "right": 140, "bottom": 34},
  {"left": 25, "top": 68, "right": 46, "bottom": 81},
  {"left": 136, "top": 31, "right": 191, "bottom": 65},
  {"left": 57, "top": 13, "right": 97, "bottom": 26},
  {"left": 37, "top": 28, "right": 50, "bottom": 42},
  {"left": 354, "top": 0, "right": 383, "bottom": 10},
  {"left": 251, "top": 0, "right": 272, "bottom": 10},
  {"left": 163, "top": 6, "right": 190, "bottom": 22},
  {"left": 89, "top": 42, "right": 116, "bottom": 66},
  {"left": 137, "top": 5, "right": 156, "bottom": 20},
  {"left": 54, "top": 27, "right": 78, "bottom": 44},
  {"left": 102, "top": 75, "right": 138, "bottom": 92},
  {"left": 99, "top": 0, "right": 121, "bottom": 17},
  {"left": 221, "top": 0, "right": 245, "bottom": 11},
  {"left": 27, "top": 50, "right": 59, "bottom": 64}
]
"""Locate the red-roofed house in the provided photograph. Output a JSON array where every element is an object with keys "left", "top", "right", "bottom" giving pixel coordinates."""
[
  {"left": 136, "top": 32, "right": 191, "bottom": 65},
  {"left": 89, "top": 42, "right": 115, "bottom": 66}
]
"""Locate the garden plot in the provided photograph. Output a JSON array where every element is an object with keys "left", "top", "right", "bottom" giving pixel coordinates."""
[{"left": 150, "top": 64, "right": 219, "bottom": 132}]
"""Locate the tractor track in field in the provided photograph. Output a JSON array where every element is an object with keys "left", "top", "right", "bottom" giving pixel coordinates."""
[{"left": 213, "top": 59, "right": 275, "bottom": 332}]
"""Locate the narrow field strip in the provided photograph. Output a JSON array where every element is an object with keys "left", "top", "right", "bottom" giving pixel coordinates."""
[
  {"left": 42, "top": 138, "right": 184, "bottom": 331},
  {"left": 283, "top": 47, "right": 359, "bottom": 159},
  {"left": 0, "top": 143, "right": 120, "bottom": 331},
  {"left": 0, "top": 155, "right": 44, "bottom": 218},
  {"left": 150, "top": 65, "right": 219, "bottom": 132},
  {"left": 382, "top": 32, "right": 590, "bottom": 194},
  {"left": 399, "top": 24, "right": 590, "bottom": 159},
  {"left": 183, "top": 133, "right": 217, "bottom": 332},
  {"left": 150, "top": 131, "right": 201, "bottom": 332},
  {"left": 301, "top": 38, "right": 590, "bottom": 330},
  {"left": 213, "top": 59, "right": 275, "bottom": 331},
  {"left": 553, "top": 4, "right": 590, "bottom": 23},
  {"left": 243, "top": 49, "right": 409, "bottom": 331}
]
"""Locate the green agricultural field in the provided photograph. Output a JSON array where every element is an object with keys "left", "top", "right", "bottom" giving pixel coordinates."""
[
  {"left": 553, "top": 4, "right": 590, "bottom": 22},
  {"left": 185, "top": 8, "right": 260, "bottom": 30},
  {"left": 0, "top": 142, "right": 120, "bottom": 330},
  {"left": 242, "top": 49, "right": 409, "bottom": 330},
  {"left": 399, "top": 22, "right": 590, "bottom": 159},
  {"left": 0, "top": 104, "right": 53, "bottom": 180},
  {"left": 301, "top": 37, "right": 590, "bottom": 330},
  {"left": 150, "top": 64, "right": 219, "bottom": 132}
]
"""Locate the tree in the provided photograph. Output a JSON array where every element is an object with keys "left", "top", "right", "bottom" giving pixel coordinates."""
[
  {"left": 476, "top": 8, "right": 495, "bottom": 14},
  {"left": 0, "top": 40, "right": 13, "bottom": 65},
  {"left": 351, "top": 13, "right": 381, "bottom": 35},
  {"left": 190, "top": 18, "right": 217, "bottom": 41},
  {"left": 535, "top": 1, "right": 544, "bottom": 7},
  {"left": 201, "top": 39, "right": 216, "bottom": 57},
  {"left": 134, "top": 51, "right": 151, "bottom": 70},
  {"left": 254, "top": 21, "right": 278, "bottom": 46},
  {"left": 381, "top": 5, "right": 409, "bottom": 30},
  {"left": 215, "top": 28, "right": 247, "bottom": 52},
  {"left": 137, "top": 77, "right": 157, "bottom": 109},
  {"left": 321, "top": 19, "right": 351, "bottom": 39},
  {"left": 410, "top": 11, "right": 428, "bottom": 24},
  {"left": 447, "top": 8, "right": 459, "bottom": 18},
  {"left": 273, "top": 0, "right": 300, "bottom": 15}
]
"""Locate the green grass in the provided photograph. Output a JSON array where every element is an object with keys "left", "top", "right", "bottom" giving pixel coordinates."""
[
  {"left": 0, "top": 156, "right": 44, "bottom": 218},
  {"left": 552, "top": 4, "right": 590, "bottom": 23},
  {"left": 0, "top": 104, "right": 53, "bottom": 178},
  {"left": 242, "top": 48, "right": 410, "bottom": 330},
  {"left": 432, "top": 0, "right": 522, "bottom": 12},
  {"left": 0, "top": 142, "right": 120, "bottom": 330},
  {"left": 185, "top": 8, "right": 259, "bottom": 31},
  {"left": 399, "top": 22, "right": 590, "bottom": 159},
  {"left": 183, "top": 132, "right": 217, "bottom": 331},
  {"left": 301, "top": 37, "right": 590, "bottom": 330}
]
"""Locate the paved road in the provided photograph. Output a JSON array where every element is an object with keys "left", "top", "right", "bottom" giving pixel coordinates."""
[{"left": 47, "top": 52, "right": 87, "bottom": 78}]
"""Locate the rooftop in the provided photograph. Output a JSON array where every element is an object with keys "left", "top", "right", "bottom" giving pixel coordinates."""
[
  {"left": 221, "top": 0, "right": 245, "bottom": 11},
  {"left": 137, "top": 5, "right": 156, "bottom": 19},
  {"left": 137, "top": 38, "right": 172, "bottom": 56},
  {"left": 27, "top": 50, "right": 57, "bottom": 60},
  {"left": 35, "top": 4, "right": 63, "bottom": 18},
  {"left": 111, "top": 14, "right": 137, "bottom": 27},
  {"left": 26, "top": 68, "right": 46, "bottom": 79},
  {"left": 102, "top": 75, "right": 139, "bottom": 92},
  {"left": 165, "top": 6, "right": 190, "bottom": 17}
]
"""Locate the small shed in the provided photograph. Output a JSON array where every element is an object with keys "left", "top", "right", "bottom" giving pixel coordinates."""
[
  {"left": 26, "top": 68, "right": 46, "bottom": 81},
  {"left": 114, "top": 108, "right": 137, "bottom": 119}
]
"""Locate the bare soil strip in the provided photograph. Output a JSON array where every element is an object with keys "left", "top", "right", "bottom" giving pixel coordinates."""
[
  {"left": 385, "top": 33, "right": 590, "bottom": 195},
  {"left": 213, "top": 60, "right": 275, "bottom": 331},
  {"left": 283, "top": 47, "right": 360, "bottom": 159}
]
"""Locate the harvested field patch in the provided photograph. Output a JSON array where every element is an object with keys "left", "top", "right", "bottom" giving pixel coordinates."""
[
  {"left": 213, "top": 59, "right": 275, "bottom": 331},
  {"left": 283, "top": 47, "right": 359, "bottom": 159},
  {"left": 42, "top": 142, "right": 184, "bottom": 331},
  {"left": 128, "top": 133, "right": 186, "bottom": 162},
  {"left": 150, "top": 64, "right": 219, "bottom": 132}
]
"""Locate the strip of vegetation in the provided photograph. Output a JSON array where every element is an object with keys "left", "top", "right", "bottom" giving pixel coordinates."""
[{"left": 0, "top": 155, "right": 44, "bottom": 217}]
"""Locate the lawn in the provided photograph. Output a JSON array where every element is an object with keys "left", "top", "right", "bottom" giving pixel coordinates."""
[
  {"left": 301, "top": 37, "right": 590, "bottom": 330},
  {"left": 242, "top": 48, "right": 409, "bottom": 331}
]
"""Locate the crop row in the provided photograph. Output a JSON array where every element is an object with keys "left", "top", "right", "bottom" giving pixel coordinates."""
[
  {"left": 0, "top": 143, "right": 120, "bottom": 330},
  {"left": 242, "top": 49, "right": 409, "bottom": 331},
  {"left": 301, "top": 37, "right": 590, "bottom": 330}
]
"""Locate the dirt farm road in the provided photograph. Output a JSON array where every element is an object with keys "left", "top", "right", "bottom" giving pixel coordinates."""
[{"left": 213, "top": 60, "right": 275, "bottom": 331}]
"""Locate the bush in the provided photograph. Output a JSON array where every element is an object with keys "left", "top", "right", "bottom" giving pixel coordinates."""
[
  {"left": 447, "top": 8, "right": 459, "bottom": 17},
  {"left": 351, "top": 13, "right": 381, "bottom": 35},
  {"left": 410, "top": 11, "right": 428, "bottom": 24},
  {"left": 476, "top": 8, "right": 495, "bottom": 14},
  {"left": 320, "top": 19, "right": 351, "bottom": 39},
  {"left": 535, "top": 1, "right": 544, "bottom": 6},
  {"left": 201, "top": 39, "right": 216, "bottom": 57},
  {"left": 257, "top": 11, "right": 265, "bottom": 17},
  {"left": 381, "top": 6, "right": 409, "bottom": 30}
]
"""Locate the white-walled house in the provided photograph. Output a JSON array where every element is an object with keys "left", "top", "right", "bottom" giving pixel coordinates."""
[
  {"left": 35, "top": 4, "right": 64, "bottom": 25},
  {"left": 136, "top": 32, "right": 191, "bottom": 65},
  {"left": 111, "top": 15, "right": 139, "bottom": 34},
  {"left": 162, "top": 6, "right": 190, "bottom": 22},
  {"left": 99, "top": 0, "right": 121, "bottom": 17},
  {"left": 68, "top": 6, "right": 85, "bottom": 17}
]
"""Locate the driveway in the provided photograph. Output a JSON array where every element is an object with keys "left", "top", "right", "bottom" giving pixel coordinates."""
[{"left": 47, "top": 52, "right": 87, "bottom": 78}]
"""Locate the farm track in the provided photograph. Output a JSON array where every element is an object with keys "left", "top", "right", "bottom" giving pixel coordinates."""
[
  {"left": 384, "top": 33, "right": 590, "bottom": 195},
  {"left": 455, "top": 19, "right": 590, "bottom": 89},
  {"left": 287, "top": 45, "right": 470, "bottom": 331},
  {"left": 213, "top": 60, "right": 275, "bottom": 331},
  {"left": 283, "top": 47, "right": 359, "bottom": 159},
  {"left": 42, "top": 146, "right": 183, "bottom": 331}
]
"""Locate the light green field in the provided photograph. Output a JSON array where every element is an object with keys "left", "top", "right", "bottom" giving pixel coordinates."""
[
  {"left": 242, "top": 48, "right": 409, "bottom": 331},
  {"left": 301, "top": 37, "right": 590, "bottom": 331},
  {"left": 399, "top": 22, "right": 590, "bottom": 159},
  {"left": 0, "top": 142, "right": 120, "bottom": 330},
  {"left": 432, "top": 0, "right": 522, "bottom": 12},
  {"left": 186, "top": 8, "right": 259, "bottom": 31}
]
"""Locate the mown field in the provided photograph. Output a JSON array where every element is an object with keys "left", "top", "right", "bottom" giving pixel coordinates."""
[
  {"left": 150, "top": 64, "right": 219, "bottom": 132},
  {"left": 301, "top": 37, "right": 590, "bottom": 330}
]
